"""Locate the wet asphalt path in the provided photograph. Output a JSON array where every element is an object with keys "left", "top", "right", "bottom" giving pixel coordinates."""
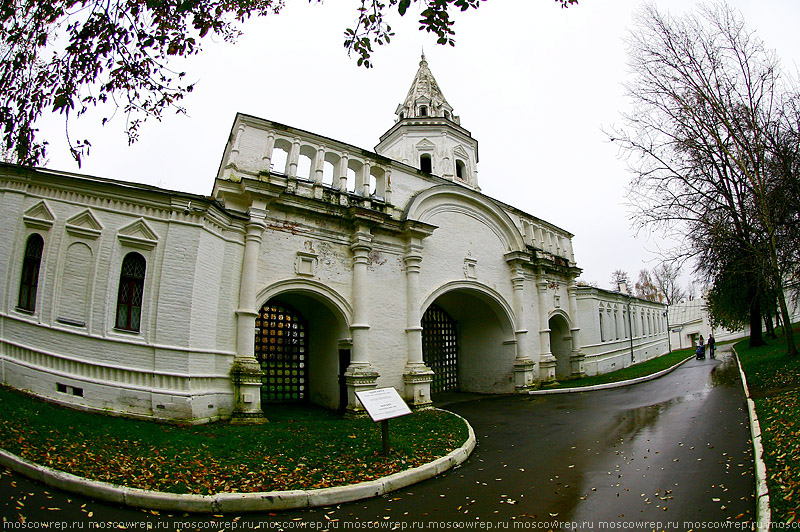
[{"left": 1, "top": 347, "right": 754, "bottom": 531}]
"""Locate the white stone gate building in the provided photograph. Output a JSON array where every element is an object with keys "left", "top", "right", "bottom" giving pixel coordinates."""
[{"left": 0, "top": 55, "right": 668, "bottom": 423}]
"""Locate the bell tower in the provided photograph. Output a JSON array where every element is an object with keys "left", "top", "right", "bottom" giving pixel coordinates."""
[{"left": 375, "top": 53, "right": 479, "bottom": 189}]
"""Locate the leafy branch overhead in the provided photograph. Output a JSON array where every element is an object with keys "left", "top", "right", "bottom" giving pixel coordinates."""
[{"left": 1, "top": 0, "right": 577, "bottom": 168}]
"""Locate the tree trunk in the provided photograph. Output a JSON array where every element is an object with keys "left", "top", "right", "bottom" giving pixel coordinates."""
[
  {"left": 748, "top": 282, "right": 766, "bottom": 348},
  {"left": 765, "top": 307, "right": 777, "bottom": 339},
  {"left": 768, "top": 242, "right": 798, "bottom": 356}
]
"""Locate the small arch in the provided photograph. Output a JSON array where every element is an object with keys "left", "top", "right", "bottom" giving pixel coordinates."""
[
  {"left": 322, "top": 151, "right": 340, "bottom": 187},
  {"left": 419, "top": 105, "right": 428, "bottom": 117},
  {"left": 347, "top": 159, "right": 363, "bottom": 193},
  {"left": 297, "top": 145, "right": 316, "bottom": 180},
  {"left": 420, "top": 153, "right": 432, "bottom": 174},
  {"left": 370, "top": 166, "right": 386, "bottom": 198},
  {"left": 444, "top": 111, "right": 451, "bottom": 120},
  {"left": 271, "top": 139, "right": 291, "bottom": 175},
  {"left": 18, "top": 233, "right": 44, "bottom": 312},
  {"left": 549, "top": 311, "right": 572, "bottom": 379}
]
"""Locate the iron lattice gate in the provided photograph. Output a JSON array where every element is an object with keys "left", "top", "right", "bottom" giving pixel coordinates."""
[
  {"left": 255, "top": 303, "right": 308, "bottom": 402},
  {"left": 422, "top": 304, "right": 459, "bottom": 394}
]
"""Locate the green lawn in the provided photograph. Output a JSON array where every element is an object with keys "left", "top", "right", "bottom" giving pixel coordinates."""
[
  {"left": 0, "top": 386, "right": 468, "bottom": 495},
  {"left": 735, "top": 324, "right": 800, "bottom": 524},
  {"left": 542, "top": 347, "right": 694, "bottom": 389}
]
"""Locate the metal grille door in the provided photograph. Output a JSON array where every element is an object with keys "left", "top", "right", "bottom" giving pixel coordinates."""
[
  {"left": 255, "top": 303, "right": 308, "bottom": 402},
  {"left": 422, "top": 304, "right": 458, "bottom": 394}
]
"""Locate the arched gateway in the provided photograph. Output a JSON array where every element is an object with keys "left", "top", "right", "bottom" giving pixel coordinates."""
[
  {"left": 421, "top": 284, "right": 516, "bottom": 395},
  {"left": 255, "top": 282, "right": 352, "bottom": 411}
]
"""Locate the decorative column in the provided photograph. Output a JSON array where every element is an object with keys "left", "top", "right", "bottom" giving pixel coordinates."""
[
  {"left": 231, "top": 206, "right": 268, "bottom": 424},
  {"left": 537, "top": 274, "right": 556, "bottom": 381},
  {"left": 287, "top": 137, "right": 300, "bottom": 179},
  {"left": 312, "top": 146, "right": 325, "bottom": 199},
  {"left": 338, "top": 153, "right": 349, "bottom": 206},
  {"left": 230, "top": 123, "right": 245, "bottom": 159},
  {"left": 506, "top": 254, "right": 535, "bottom": 391},
  {"left": 344, "top": 223, "right": 379, "bottom": 417},
  {"left": 402, "top": 228, "right": 434, "bottom": 409},
  {"left": 361, "top": 161, "right": 372, "bottom": 197},
  {"left": 384, "top": 168, "right": 393, "bottom": 205},
  {"left": 567, "top": 279, "right": 585, "bottom": 378},
  {"left": 260, "top": 132, "right": 275, "bottom": 175}
]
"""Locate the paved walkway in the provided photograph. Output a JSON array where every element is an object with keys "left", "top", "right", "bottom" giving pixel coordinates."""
[{"left": 1, "top": 348, "right": 754, "bottom": 531}]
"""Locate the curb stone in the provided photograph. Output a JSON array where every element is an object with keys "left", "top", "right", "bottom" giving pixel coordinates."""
[
  {"left": 528, "top": 355, "right": 694, "bottom": 395},
  {"left": 0, "top": 409, "right": 476, "bottom": 513},
  {"left": 732, "top": 346, "right": 771, "bottom": 532}
]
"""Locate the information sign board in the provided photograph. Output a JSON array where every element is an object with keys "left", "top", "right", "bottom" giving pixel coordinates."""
[{"left": 355, "top": 387, "right": 412, "bottom": 422}]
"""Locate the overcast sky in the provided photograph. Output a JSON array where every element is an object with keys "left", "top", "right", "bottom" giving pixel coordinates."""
[{"left": 36, "top": 0, "right": 800, "bottom": 290}]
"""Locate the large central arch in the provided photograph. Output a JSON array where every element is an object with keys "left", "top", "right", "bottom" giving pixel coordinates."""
[
  {"left": 256, "top": 280, "right": 352, "bottom": 410},
  {"left": 421, "top": 281, "right": 516, "bottom": 394}
]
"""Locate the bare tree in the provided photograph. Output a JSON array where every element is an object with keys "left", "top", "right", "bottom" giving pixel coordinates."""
[
  {"left": 611, "top": 2, "right": 798, "bottom": 354},
  {"left": 652, "top": 262, "right": 686, "bottom": 305}
]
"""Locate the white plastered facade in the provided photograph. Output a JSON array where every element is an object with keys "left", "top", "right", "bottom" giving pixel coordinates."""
[{"left": 0, "top": 56, "right": 668, "bottom": 422}]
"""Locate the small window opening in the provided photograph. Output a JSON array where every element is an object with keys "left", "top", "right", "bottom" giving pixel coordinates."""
[
  {"left": 444, "top": 111, "right": 451, "bottom": 120},
  {"left": 419, "top": 106, "right": 428, "bottom": 117},
  {"left": 455, "top": 160, "right": 466, "bottom": 180},
  {"left": 420, "top": 154, "right": 432, "bottom": 174}
]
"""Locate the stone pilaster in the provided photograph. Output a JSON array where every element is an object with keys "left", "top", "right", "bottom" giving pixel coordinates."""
[
  {"left": 231, "top": 207, "right": 268, "bottom": 423},
  {"left": 567, "top": 279, "right": 586, "bottom": 378},
  {"left": 506, "top": 253, "right": 535, "bottom": 391},
  {"left": 344, "top": 224, "right": 378, "bottom": 417},
  {"left": 402, "top": 234, "right": 434, "bottom": 409}
]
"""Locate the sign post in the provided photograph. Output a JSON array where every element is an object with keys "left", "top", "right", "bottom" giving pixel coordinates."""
[{"left": 355, "top": 387, "right": 412, "bottom": 455}]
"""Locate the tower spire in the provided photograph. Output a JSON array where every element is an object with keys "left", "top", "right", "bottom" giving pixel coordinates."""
[
  {"left": 377, "top": 54, "right": 478, "bottom": 189},
  {"left": 395, "top": 53, "right": 458, "bottom": 124}
]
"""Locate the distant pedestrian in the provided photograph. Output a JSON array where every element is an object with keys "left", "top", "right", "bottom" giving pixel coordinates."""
[
  {"left": 698, "top": 334, "right": 705, "bottom": 359},
  {"left": 708, "top": 334, "right": 716, "bottom": 359}
]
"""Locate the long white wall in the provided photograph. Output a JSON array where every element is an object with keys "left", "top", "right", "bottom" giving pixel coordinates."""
[
  {"left": 0, "top": 167, "right": 241, "bottom": 423},
  {"left": 576, "top": 286, "right": 669, "bottom": 376}
]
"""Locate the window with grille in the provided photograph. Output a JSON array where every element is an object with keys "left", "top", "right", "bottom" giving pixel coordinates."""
[
  {"left": 255, "top": 303, "right": 308, "bottom": 402},
  {"left": 18, "top": 234, "right": 44, "bottom": 312},
  {"left": 422, "top": 303, "right": 459, "bottom": 394},
  {"left": 115, "top": 252, "right": 146, "bottom": 331}
]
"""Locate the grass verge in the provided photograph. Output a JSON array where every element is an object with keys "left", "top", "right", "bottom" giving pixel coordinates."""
[
  {"left": 735, "top": 324, "right": 800, "bottom": 524},
  {"left": 0, "top": 386, "right": 468, "bottom": 495},
  {"left": 542, "top": 347, "right": 695, "bottom": 389}
]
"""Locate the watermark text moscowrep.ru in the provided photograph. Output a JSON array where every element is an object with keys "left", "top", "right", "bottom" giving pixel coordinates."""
[{"left": 5, "top": 520, "right": 800, "bottom": 531}]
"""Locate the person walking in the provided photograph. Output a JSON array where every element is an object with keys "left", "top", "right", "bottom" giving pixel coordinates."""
[{"left": 708, "top": 334, "right": 716, "bottom": 359}]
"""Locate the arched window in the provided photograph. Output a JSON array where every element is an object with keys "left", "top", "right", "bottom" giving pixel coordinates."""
[
  {"left": 599, "top": 308, "right": 605, "bottom": 342},
  {"left": 115, "top": 252, "right": 146, "bottom": 331},
  {"left": 419, "top": 105, "right": 428, "bottom": 117},
  {"left": 420, "top": 154, "right": 432, "bottom": 174},
  {"left": 455, "top": 160, "right": 466, "bottom": 180},
  {"left": 18, "top": 234, "right": 44, "bottom": 312}
]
